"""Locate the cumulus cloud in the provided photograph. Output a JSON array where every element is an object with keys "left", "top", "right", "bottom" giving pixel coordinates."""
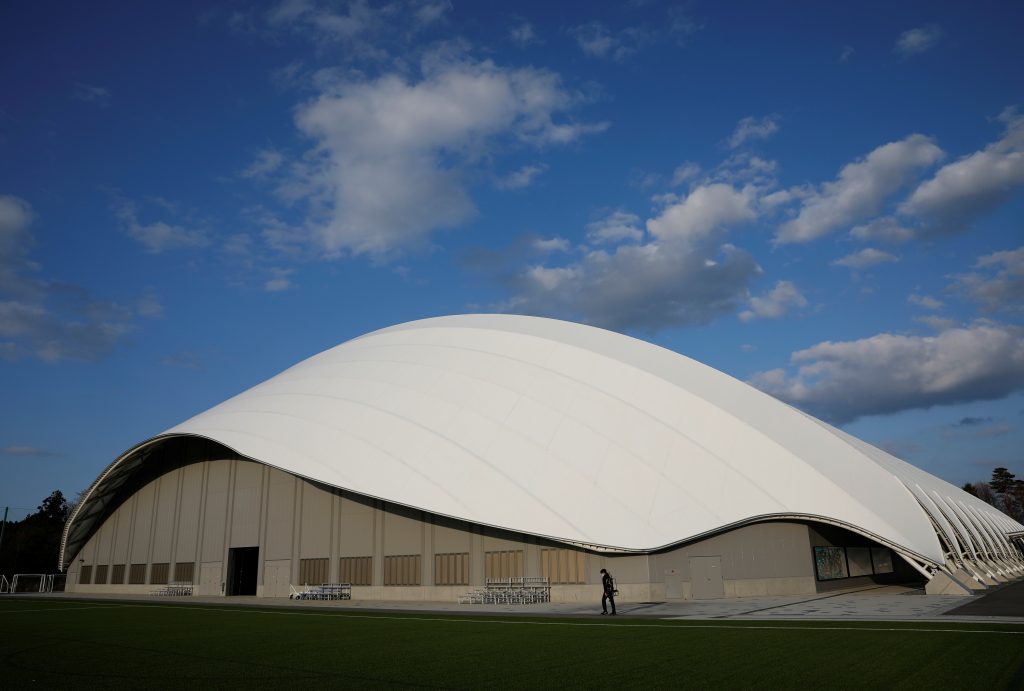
[
  {"left": 509, "top": 22, "right": 538, "bottom": 47},
  {"left": 739, "top": 280, "right": 807, "bottom": 322},
  {"left": 267, "top": 0, "right": 381, "bottom": 42},
  {"left": 750, "top": 322, "right": 1024, "bottom": 423},
  {"left": 289, "top": 57, "right": 606, "bottom": 258},
  {"left": 671, "top": 162, "right": 701, "bottom": 186},
  {"left": 113, "top": 199, "right": 208, "bottom": 254},
  {"left": 900, "top": 108, "right": 1024, "bottom": 234},
  {"left": 0, "top": 197, "right": 157, "bottom": 362},
  {"left": 908, "top": 293, "right": 943, "bottom": 310},
  {"left": 531, "top": 236, "right": 570, "bottom": 254},
  {"left": 496, "top": 164, "right": 548, "bottom": 190},
  {"left": 914, "top": 315, "right": 956, "bottom": 332},
  {"left": 950, "top": 246, "right": 1024, "bottom": 313},
  {"left": 849, "top": 216, "right": 916, "bottom": 244},
  {"left": 502, "top": 241, "right": 760, "bottom": 332},
  {"left": 646, "top": 183, "right": 757, "bottom": 245},
  {"left": 585, "top": 211, "right": 643, "bottom": 245},
  {"left": 499, "top": 182, "right": 763, "bottom": 332},
  {"left": 728, "top": 115, "right": 780, "bottom": 149},
  {"left": 264, "top": 267, "right": 294, "bottom": 292},
  {"left": 894, "top": 24, "right": 943, "bottom": 56},
  {"left": 832, "top": 248, "right": 899, "bottom": 270},
  {"left": 241, "top": 149, "right": 285, "bottom": 179},
  {"left": 569, "top": 22, "right": 650, "bottom": 61},
  {"left": 776, "top": 134, "right": 943, "bottom": 243}
]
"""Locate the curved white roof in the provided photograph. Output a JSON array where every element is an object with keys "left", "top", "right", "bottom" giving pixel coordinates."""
[{"left": 64, "top": 314, "right": 1024, "bottom": 571}]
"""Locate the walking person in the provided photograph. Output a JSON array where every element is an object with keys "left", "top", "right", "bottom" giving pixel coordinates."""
[{"left": 600, "top": 568, "right": 617, "bottom": 615}]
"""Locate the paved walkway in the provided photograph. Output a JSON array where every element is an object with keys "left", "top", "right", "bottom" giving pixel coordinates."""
[
  {"left": 944, "top": 578, "right": 1024, "bottom": 618},
  {"left": 18, "top": 582, "right": 1023, "bottom": 623}
]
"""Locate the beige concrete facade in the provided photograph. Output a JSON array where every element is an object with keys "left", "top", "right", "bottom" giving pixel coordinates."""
[{"left": 67, "top": 458, "right": 895, "bottom": 601}]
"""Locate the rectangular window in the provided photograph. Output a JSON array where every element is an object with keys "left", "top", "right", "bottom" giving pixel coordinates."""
[
  {"left": 111, "top": 564, "right": 126, "bottom": 585},
  {"left": 80, "top": 565, "right": 93, "bottom": 585},
  {"left": 150, "top": 562, "right": 170, "bottom": 585},
  {"left": 384, "top": 554, "right": 421, "bottom": 586},
  {"left": 871, "top": 547, "right": 894, "bottom": 574},
  {"left": 434, "top": 552, "right": 469, "bottom": 585},
  {"left": 94, "top": 565, "right": 109, "bottom": 585},
  {"left": 299, "top": 558, "right": 329, "bottom": 585},
  {"left": 339, "top": 556, "right": 372, "bottom": 586},
  {"left": 174, "top": 562, "right": 195, "bottom": 583},
  {"left": 813, "top": 546, "right": 849, "bottom": 581},
  {"left": 846, "top": 547, "right": 873, "bottom": 577},
  {"left": 485, "top": 550, "right": 524, "bottom": 579},
  {"left": 129, "top": 563, "right": 147, "bottom": 585},
  {"left": 541, "top": 548, "right": 586, "bottom": 584}
]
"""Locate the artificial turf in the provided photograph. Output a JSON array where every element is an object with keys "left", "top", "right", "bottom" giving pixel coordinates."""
[{"left": 2, "top": 598, "right": 1023, "bottom": 689}]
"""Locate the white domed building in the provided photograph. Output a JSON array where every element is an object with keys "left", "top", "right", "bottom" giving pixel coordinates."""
[{"left": 62, "top": 315, "right": 1024, "bottom": 600}]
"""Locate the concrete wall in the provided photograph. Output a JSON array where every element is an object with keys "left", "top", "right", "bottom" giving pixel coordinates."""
[{"left": 68, "top": 459, "right": 847, "bottom": 601}]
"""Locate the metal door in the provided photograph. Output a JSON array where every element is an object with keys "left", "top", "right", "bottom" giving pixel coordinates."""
[
  {"left": 198, "top": 562, "right": 222, "bottom": 596},
  {"left": 665, "top": 568, "right": 683, "bottom": 598},
  {"left": 689, "top": 556, "right": 724, "bottom": 599}
]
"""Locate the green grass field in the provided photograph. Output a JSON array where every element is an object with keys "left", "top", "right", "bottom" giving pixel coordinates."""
[{"left": 2, "top": 598, "right": 1023, "bottom": 689}]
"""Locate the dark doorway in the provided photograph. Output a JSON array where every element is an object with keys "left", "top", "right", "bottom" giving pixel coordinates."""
[{"left": 227, "top": 547, "right": 259, "bottom": 596}]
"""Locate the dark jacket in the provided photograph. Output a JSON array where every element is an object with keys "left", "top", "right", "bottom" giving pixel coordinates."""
[{"left": 602, "top": 572, "right": 615, "bottom": 594}]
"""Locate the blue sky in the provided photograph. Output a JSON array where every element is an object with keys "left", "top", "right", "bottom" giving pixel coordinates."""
[{"left": 2, "top": 1, "right": 1022, "bottom": 519}]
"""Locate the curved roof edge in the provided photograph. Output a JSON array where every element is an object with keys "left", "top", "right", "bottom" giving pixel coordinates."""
[{"left": 61, "top": 432, "right": 951, "bottom": 570}]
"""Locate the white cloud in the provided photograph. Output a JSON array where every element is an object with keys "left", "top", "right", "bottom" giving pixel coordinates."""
[
  {"left": 0, "top": 194, "right": 34, "bottom": 262},
  {"left": 413, "top": 1, "right": 450, "bottom": 27},
  {"left": 739, "top": 280, "right": 807, "bottom": 322},
  {"left": 267, "top": 0, "right": 381, "bottom": 42},
  {"left": 241, "top": 149, "right": 285, "bottom": 179},
  {"left": 839, "top": 45, "right": 855, "bottom": 63},
  {"left": 950, "top": 246, "right": 1024, "bottom": 313},
  {"left": 776, "top": 134, "right": 943, "bottom": 243},
  {"left": 894, "top": 24, "right": 943, "bottom": 56},
  {"left": 0, "top": 196, "right": 155, "bottom": 362},
  {"left": 493, "top": 173, "right": 764, "bottom": 332},
  {"left": 496, "top": 164, "right": 547, "bottom": 190},
  {"left": 750, "top": 322, "right": 1024, "bottom": 423},
  {"left": 899, "top": 108, "right": 1024, "bottom": 233},
  {"left": 502, "top": 241, "right": 760, "bottom": 332},
  {"left": 667, "top": 7, "right": 701, "bottom": 42},
  {"left": 569, "top": 22, "right": 650, "bottom": 62},
  {"left": 914, "top": 315, "right": 956, "bottom": 332},
  {"left": 849, "top": 216, "right": 916, "bottom": 244},
  {"left": 832, "top": 248, "right": 899, "bottom": 270},
  {"left": 136, "top": 288, "right": 164, "bottom": 317},
  {"left": 646, "top": 183, "right": 757, "bottom": 245},
  {"left": 289, "top": 57, "right": 605, "bottom": 258},
  {"left": 670, "top": 162, "right": 701, "bottom": 186},
  {"left": 509, "top": 22, "right": 537, "bottom": 47},
  {"left": 728, "top": 115, "right": 780, "bottom": 149},
  {"left": 908, "top": 293, "right": 943, "bottom": 310},
  {"left": 586, "top": 211, "right": 644, "bottom": 245},
  {"left": 531, "top": 236, "right": 570, "bottom": 253},
  {"left": 114, "top": 201, "right": 209, "bottom": 254},
  {"left": 264, "top": 267, "right": 293, "bottom": 292}
]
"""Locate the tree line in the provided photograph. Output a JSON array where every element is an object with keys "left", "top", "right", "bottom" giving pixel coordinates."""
[
  {"left": 0, "top": 490, "right": 71, "bottom": 578},
  {"left": 962, "top": 467, "right": 1024, "bottom": 523}
]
